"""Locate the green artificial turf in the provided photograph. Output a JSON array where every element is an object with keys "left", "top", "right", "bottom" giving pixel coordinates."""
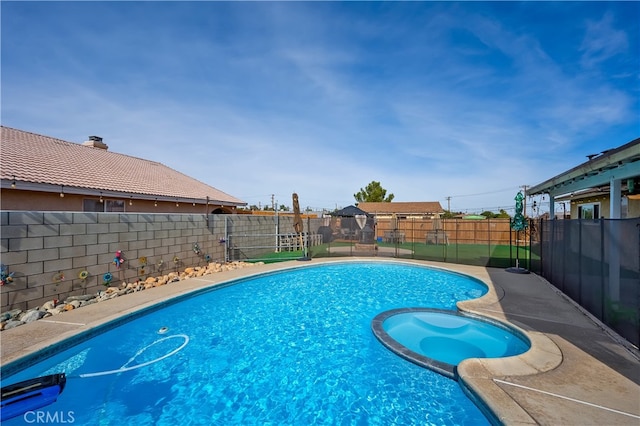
[{"left": 246, "top": 242, "right": 536, "bottom": 269}]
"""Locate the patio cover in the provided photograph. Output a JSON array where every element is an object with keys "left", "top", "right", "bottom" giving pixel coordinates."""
[
  {"left": 528, "top": 138, "right": 640, "bottom": 219},
  {"left": 331, "top": 205, "right": 372, "bottom": 217}
]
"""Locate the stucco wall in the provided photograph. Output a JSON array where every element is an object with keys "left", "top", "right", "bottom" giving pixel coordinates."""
[
  {"left": 0, "top": 190, "right": 233, "bottom": 214},
  {"left": 569, "top": 196, "right": 640, "bottom": 219}
]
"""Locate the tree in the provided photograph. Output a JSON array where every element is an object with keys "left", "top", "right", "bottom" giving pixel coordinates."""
[
  {"left": 354, "top": 181, "right": 394, "bottom": 203},
  {"left": 441, "top": 210, "right": 457, "bottom": 219},
  {"left": 480, "top": 210, "right": 511, "bottom": 219}
]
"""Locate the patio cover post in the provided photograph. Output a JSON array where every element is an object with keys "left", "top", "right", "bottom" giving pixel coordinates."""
[{"left": 609, "top": 177, "right": 622, "bottom": 300}]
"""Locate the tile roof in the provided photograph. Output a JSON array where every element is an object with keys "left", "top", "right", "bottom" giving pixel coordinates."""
[
  {"left": 0, "top": 126, "right": 245, "bottom": 205},
  {"left": 358, "top": 201, "right": 444, "bottom": 214}
]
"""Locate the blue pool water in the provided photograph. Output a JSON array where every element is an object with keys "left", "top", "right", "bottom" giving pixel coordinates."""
[
  {"left": 2, "top": 262, "right": 492, "bottom": 425},
  {"left": 376, "top": 308, "right": 530, "bottom": 377}
]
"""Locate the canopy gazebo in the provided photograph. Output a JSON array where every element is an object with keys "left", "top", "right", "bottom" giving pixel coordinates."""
[{"left": 331, "top": 205, "right": 375, "bottom": 243}]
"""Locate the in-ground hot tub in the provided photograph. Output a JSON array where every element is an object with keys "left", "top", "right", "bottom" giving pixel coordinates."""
[{"left": 372, "top": 308, "right": 530, "bottom": 378}]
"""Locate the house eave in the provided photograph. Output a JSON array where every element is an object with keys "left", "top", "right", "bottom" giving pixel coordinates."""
[
  {"left": 0, "top": 180, "right": 246, "bottom": 207},
  {"left": 528, "top": 139, "right": 640, "bottom": 197}
]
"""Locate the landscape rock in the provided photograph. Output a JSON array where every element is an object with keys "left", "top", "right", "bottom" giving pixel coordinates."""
[
  {"left": 66, "top": 294, "right": 95, "bottom": 302},
  {"left": 42, "top": 300, "right": 58, "bottom": 310},
  {"left": 4, "top": 320, "right": 25, "bottom": 329},
  {"left": 1, "top": 261, "right": 260, "bottom": 331},
  {"left": 1, "top": 309, "right": 23, "bottom": 322},
  {"left": 21, "top": 310, "right": 46, "bottom": 323}
]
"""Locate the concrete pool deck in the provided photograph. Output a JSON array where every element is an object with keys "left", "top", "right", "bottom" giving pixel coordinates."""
[{"left": 1, "top": 258, "right": 639, "bottom": 425}]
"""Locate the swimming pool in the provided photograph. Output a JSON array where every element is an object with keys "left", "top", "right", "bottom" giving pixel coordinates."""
[
  {"left": 1, "top": 261, "right": 493, "bottom": 425},
  {"left": 373, "top": 308, "right": 530, "bottom": 378}
]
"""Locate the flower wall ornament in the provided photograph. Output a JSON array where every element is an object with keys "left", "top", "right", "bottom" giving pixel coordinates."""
[
  {"left": 204, "top": 254, "right": 212, "bottom": 262},
  {"left": 138, "top": 256, "right": 148, "bottom": 275},
  {"left": 1, "top": 264, "right": 15, "bottom": 286},
  {"left": 52, "top": 271, "right": 65, "bottom": 283},
  {"left": 193, "top": 242, "right": 201, "bottom": 255},
  {"left": 103, "top": 272, "right": 113, "bottom": 286},
  {"left": 78, "top": 270, "right": 89, "bottom": 280}
]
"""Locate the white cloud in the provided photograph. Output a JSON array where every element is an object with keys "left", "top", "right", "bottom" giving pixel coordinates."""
[
  {"left": 2, "top": 2, "right": 637, "bottom": 214},
  {"left": 580, "top": 12, "right": 629, "bottom": 69}
]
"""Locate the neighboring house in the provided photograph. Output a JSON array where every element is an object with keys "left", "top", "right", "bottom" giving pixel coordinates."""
[
  {"left": 528, "top": 138, "right": 640, "bottom": 219},
  {"left": 0, "top": 126, "right": 246, "bottom": 213},
  {"left": 357, "top": 202, "right": 444, "bottom": 219}
]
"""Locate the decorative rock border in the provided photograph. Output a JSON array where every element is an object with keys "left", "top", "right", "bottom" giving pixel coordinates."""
[{"left": 0, "top": 261, "right": 262, "bottom": 331}]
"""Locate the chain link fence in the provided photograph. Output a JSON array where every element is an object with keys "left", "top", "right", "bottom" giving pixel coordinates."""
[
  {"left": 224, "top": 214, "right": 638, "bottom": 346},
  {"left": 224, "top": 215, "right": 528, "bottom": 267}
]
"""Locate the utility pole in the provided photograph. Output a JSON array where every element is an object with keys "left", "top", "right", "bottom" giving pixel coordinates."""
[{"left": 446, "top": 196, "right": 451, "bottom": 213}]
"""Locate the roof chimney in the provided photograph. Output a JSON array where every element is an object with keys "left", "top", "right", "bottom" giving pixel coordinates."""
[{"left": 82, "top": 136, "right": 108, "bottom": 150}]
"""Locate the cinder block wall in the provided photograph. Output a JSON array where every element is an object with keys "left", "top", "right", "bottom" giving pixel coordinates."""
[{"left": 0, "top": 212, "right": 227, "bottom": 311}]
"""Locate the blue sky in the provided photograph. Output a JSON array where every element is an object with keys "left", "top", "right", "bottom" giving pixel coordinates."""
[{"left": 2, "top": 1, "right": 638, "bottom": 214}]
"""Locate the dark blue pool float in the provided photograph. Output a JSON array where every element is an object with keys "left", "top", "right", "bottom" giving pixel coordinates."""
[{"left": 1, "top": 373, "right": 66, "bottom": 421}]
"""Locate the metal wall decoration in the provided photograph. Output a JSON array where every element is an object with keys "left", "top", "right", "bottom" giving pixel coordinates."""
[
  {"left": 1, "top": 264, "right": 15, "bottom": 286},
  {"left": 113, "top": 250, "right": 125, "bottom": 269}
]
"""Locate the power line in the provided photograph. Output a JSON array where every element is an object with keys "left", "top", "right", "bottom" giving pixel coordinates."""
[{"left": 448, "top": 187, "right": 519, "bottom": 198}]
